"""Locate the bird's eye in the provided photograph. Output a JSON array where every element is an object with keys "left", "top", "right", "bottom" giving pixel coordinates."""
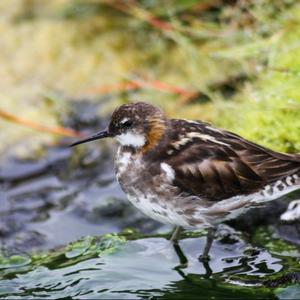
[{"left": 121, "top": 120, "right": 133, "bottom": 128}]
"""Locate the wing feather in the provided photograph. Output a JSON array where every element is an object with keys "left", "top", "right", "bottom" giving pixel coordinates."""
[{"left": 163, "top": 119, "right": 300, "bottom": 201}]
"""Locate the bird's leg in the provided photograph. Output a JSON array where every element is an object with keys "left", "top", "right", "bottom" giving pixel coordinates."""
[
  {"left": 173, "top": 242, "right": 188, "bottom": 269},
  {"left": 199, "top": 227, "right": 217, "bottom": 262},
  {"left": 202, "top": 259, "right": 213, "bottom": 278},
  {"left": 170, "top": 226, "right": 182, "bottom": 243}
]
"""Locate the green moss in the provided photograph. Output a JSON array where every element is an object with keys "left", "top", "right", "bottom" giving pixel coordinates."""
[
  {"left": 0, "top": 229, "right": 299, "bottom": 298},
  {"left": 0, "top": 254, "right": 31, "bottom": 269},
  {"left": 210, "top": 5, "right": 300, "bottom": 153},
  {"left": 0, "top": 233, "right": 126, "bottom": 278},
  {"left": 252, "top": 227, "right": 298, "bottom": 256},
  {"left": 65, "top": 236, "right": 93, "bottom": 258},
  {"left": 95, "top": 233, "right": 126, "bottom": 256}
]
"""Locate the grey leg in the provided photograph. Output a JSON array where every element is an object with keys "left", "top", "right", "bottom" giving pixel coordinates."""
[
  {"left": 199, "top": 227, "right": 217, "bottom": 262},
  {"left": 170, "top": 226, "right": 182, "bottom": 243}
]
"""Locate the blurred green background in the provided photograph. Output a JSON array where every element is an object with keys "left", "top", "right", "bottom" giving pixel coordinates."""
[{"left": 1, "top": 0, "right": 300, "bottom": 157}]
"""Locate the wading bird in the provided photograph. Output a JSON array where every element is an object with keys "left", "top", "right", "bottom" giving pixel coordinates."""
[{"left": 71, "top": 102, "right": 300, "bottom": 260}]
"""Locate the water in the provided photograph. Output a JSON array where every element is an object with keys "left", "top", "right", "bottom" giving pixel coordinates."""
[
  {"left": 0, "top": 144, "right": 163, "bottom": 252},
  {"left": 0, "top": 237, "right": 298, "bottom": 299},
  {"left": 0, "top": 234, "right": 299, "bottom": 299}
]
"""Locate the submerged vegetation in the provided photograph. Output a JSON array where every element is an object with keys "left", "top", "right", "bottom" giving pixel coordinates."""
[
  {"left": 0, "top": 0, "right": 300, "bottom": 299},
  {"left": 0, "top": 228, "right": 299, "bottom": 298}
]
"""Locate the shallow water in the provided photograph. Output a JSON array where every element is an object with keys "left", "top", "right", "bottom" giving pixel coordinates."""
[
  {"left": 0, "top": 235, "right": 299, "bottom": 299},
  {"left": 0, "top": 142, "right": 164, "bottom": 252}
]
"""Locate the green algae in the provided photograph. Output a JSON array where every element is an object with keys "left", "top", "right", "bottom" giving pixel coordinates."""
[
  {"left": 0, "top": 234, "right": 127, "bottom": 279},
  {"left": 253, "top": 227, "right": 299, "bottom": 257},
  {"left": 65, "top": 236, "right": 94, "bottom": 259},
  {"left": 0, "top": 229, "right": 298, "bottom": 298},
  {"left": 0, "top": 255, "right": 31, "bottom": 270}
]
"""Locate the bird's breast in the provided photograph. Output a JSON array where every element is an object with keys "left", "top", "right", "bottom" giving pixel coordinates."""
[
  {"left": 115, "top": 149, "right": 193, "bottom": 227},
  {"left": 115, "top": 148, "right": 163, "bottom": 196}
]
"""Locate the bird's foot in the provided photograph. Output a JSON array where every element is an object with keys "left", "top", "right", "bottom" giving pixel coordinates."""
[{"left": 198, "top": 254, "right": 211, "bottom": 262}]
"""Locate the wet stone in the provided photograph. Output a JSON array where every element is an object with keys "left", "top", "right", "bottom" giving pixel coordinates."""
[
  {"left": 4, "top": 231, "right": 47, "bottom": 252},
  {"left": 217, "top": 225, "right": 242, "bottom": 245},
  {"left": 123, "top": 213, "right": 162, "bottom": 233},
  {"left": 91, "top": 197, "right": 129, "bottom": 218},
  {"left": 61, "top": 100, "right": 106, "bottom": 130},
  {"left": 276, "top": 224, "right": 300, "bottom": 246},
  {"left": 0, "top": 147, "right": 71, "bottom": 184},
  {"left": 81, "top": 147, "right": 104, "bottom": 167}
]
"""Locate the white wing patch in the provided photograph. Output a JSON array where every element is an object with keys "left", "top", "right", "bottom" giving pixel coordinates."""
[
  {"left": 184, "top": 119, "right": 201, "bottom": 125},
  {"left": 186, "top": 132, "right": 228, "bottom": 146},
  {"left": 160, "top": 163, "right": 175, "bottom": 182},
  {"left": 205, "top": 125, "right": 223, "bottom": 134},
  {"left": 185, "top": 119, "right": 223, "bottom": 134},
  {"left": 171, "top": 131, "right": 228, "bottom": 149},
  {"left": 172, "top": 137, "right": 192, "bottom": 149}
]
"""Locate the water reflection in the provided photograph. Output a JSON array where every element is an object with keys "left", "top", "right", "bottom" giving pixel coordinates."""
[
  {"left": 0, "top": 236, "right": 293, "bottom": 299},
  {"left": 0, "top": 145, "right": 162, "bottom": 251}
]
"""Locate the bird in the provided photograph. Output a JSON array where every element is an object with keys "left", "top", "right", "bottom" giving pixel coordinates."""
[{"left": 70, "top": 102, "right": 300, "bottom": 260}]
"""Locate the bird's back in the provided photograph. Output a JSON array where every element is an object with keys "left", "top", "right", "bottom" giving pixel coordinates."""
[{"left": 152, "top": 119, "right": 300, "bottom": 202}]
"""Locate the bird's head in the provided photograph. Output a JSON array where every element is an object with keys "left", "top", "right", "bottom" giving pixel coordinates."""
[{"left": 70, "top": 102, "right": 167, "bottom": 152}]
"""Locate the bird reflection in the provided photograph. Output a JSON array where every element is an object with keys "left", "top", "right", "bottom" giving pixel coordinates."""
[{"left": 172, "top": 240, "right": 213, "bottom": 279}]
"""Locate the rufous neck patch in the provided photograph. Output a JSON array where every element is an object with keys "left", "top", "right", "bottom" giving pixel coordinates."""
[{"left": 141, "top": 118, "right": 166, "bottom": 153}]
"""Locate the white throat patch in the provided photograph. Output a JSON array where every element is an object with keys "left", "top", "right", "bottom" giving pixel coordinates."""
[{"left": 115, "top": 132, "right": 146, "bottom": 147}]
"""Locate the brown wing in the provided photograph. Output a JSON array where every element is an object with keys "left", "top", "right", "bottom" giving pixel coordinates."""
[{"left": 164, "top": 120, "right": 300, "bottom": 201}]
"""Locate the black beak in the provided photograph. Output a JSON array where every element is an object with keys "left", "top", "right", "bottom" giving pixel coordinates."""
[{"left": 69, "top": 129, "right": 113, "bottom": 147}]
